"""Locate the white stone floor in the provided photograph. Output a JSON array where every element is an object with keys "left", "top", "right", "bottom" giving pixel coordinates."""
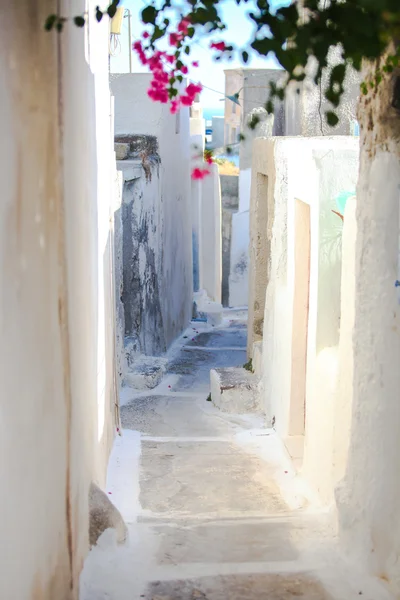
[{"left": 80, "top": 311, "right": 394, "bottom": 600}]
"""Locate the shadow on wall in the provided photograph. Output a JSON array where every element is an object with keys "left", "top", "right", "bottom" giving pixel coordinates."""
[{"left": 220, "top": 174, "right": 239, "bottom": 307}]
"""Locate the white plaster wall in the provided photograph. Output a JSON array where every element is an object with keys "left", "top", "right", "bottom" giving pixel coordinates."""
[
  {"left": 259, "top": 137, "right": 359, "bottom": 503},
  {"left": 335, "top": 114, "right": 400, "bottom": 590},
  {"left": 110, "top": 74, "right": 193, "bottom": 349},
  {"left": 285, "top": 49, "right": 361, "bottom": 137},
  {"left": 87, "top": 4, "right": 119, "bottom": 490},
  {"left": 190, "top": 120, "right": 205, "bottom": 149},
  {"left": 332, "top": 196, "right": 357, "bottom": 486},
  {"left": 301, "top": 142, "right": 358, "bottom": 503},
  {"left": 211, "top": 116, "right": 225, "bottom": 149},
  {"left": 201, "top": 163, "right": 222, "bottom": 303},
  {"left": 239, "top": 168, "right": 252, "bottom": 213},
  {"left": 229, "top": 210, "right": 250, "bottom": 307},
  {"left": 0, "top": 1, "right": 118, "bottom": 598},
  {"left": 190, "top": 125, "right": 205, "bottom": 292},
  {"left": 227, "top": 169, "right": 251, "bottom": 308}
]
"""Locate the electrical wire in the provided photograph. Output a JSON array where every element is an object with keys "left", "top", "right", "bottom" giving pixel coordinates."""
[{"left": 109, "top": 32, "right": 122, "bottom": 56}]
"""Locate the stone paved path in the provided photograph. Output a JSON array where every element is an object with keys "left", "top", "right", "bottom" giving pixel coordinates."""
[{"left": 80, "top": 310, "right": 393, "bottom": 600}]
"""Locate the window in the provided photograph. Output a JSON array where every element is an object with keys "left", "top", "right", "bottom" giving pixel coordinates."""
[
  {"left": 232, "top": 127, "right": 236, "bottom": 144},
  {"left": 175, "top": 110, "right": 180, "bottom": 134},
  {"left": 225, "top": 124, "right": 230, "bottom": 145},
  {"left": 232, "top": 101, "right": 236, "bottom": 114}
]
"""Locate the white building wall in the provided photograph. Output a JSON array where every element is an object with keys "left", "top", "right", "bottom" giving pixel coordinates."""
[
  {"left": 0, "top": 2, "right": 118, "bottom": 598},
  {"left": 190, "top": 113, "right": 205, "bottom": 292},
  {"left": 285, "top": 49, "right": 361, "bottom": 137},
  {"left": 229, "top": 210, "right": 250, "bottom": 307},
  {"left": 201, "top": 163, "right": 222, "bottom": 303},
  {"left": 211, "top": 116, "right": 225, "bottom": 149},
  {"left": 257, "top": 137, "right": 359, "bottom": 501},
  {"left": 335, "top": 87, "right": 400, "bottom": 591}
]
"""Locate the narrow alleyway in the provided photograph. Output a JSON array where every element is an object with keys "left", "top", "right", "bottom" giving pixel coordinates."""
[{"left": 80, "top": 311, "right": 393, "bottom": 600}]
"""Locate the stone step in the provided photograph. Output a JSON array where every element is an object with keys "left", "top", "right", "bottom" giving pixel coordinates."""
[
  {"left": 210, "top": 367, "right": 260, "bottom": 413},
  {"left": 124, "top": 356, "right": 167, "bottom": 390}
]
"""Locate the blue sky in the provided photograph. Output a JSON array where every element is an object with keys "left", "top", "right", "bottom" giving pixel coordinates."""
[{"left": 110, "top": 0, "right": 287, "bottom": 108}]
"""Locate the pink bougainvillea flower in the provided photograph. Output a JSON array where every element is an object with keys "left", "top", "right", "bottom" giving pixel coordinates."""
[
  {"left": 178, "top": 17, "right": 191, "bottom": 35},
  {"left": 132, "top": 40, "right": 148, "bottom": 65},
  {"left": 142, "top": 31, "right": 150, "bottom": 39},
  {"left": 192, "top": 61, "right": 199, "bottom": 67},
  {"left": 210, "top": 41, "right": 226, "bottom": 51},
  {"left": 192, "top": 167, "right": 210, "bottom": 180},
  {"left": 169, "top": 32, "right": 182, "bottom": 47},
  {"left": 205, "top": 156, "right": 213, "bottom": 165},
  {"left": 181, "top": 65, "right": 189, "bottom": 75},
  {"left": 186, "top": 82, "right": 202, "bottom": 96},
  {"left": 170, "top": 99, "right": 180, "bottom": 114},
  {"left": 147, "top": 87, "right": 169, "bottom": 103},
  {"left": 165, "top": 54, "right": 175, "bottom": 64}
]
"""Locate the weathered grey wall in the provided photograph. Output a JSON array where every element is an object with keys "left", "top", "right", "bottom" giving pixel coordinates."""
[
  {"left": 111, "top": 74, "right": 193, "bottom": 354},
  {"left": 220, "top": 175, "right": 239, "bottom": 307},
  {"left": 118, "top": 148, "right": 166, "bottom": 357}
]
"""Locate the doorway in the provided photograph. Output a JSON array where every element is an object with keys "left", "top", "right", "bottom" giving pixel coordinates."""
[{"left": 289, "top": 199, "right": 311, "bottom": 437}]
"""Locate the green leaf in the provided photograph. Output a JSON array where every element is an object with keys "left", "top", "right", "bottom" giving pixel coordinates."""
[
  {"left": 185, "top": 46, "right": 190, "bottom": 55},
  {"left": 265, "top": 100, "right": 274, "bottom": 113},
  {"left": 242, "top": 50, "right": 249, "bottom": 63},
  {"left": 95, "top": 7, "right": 103, "bottom": 22},
  {"left": 251, "top": 38, "right": 273, "bottom": 56},
  {"left": 44, "top": 14, "right": 57, "bottom": 31},
  {"left": 74, "top": 15, "right": 86, "bottom": 27},
  {"left": 107, "top": 4, "right": 118, "bottom": 18},
  {"left": 151, "top": 25, "right": 164, "bottom": 42},
  {"left": 239, "top": 133, "right": 246, "bottom": 141},
  {"left": 326, "top": 111, "right": 339, "bottom": 127},
  {"left": 248, "top": 114, "right": 261, "bottom": 130},
  {"left": 331, "top": 63, "right": 346, "bottom": 85},
  {"left": 177, "top": 75, "right": 183, "bottom": 82},
  {"left": 141, "top": 5, "right": 157, "bottom": 25}
]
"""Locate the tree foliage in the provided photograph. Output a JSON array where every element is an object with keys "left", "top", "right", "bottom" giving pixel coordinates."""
[{"left": 45, "top": 0, "right": 400, "bottom": 123}]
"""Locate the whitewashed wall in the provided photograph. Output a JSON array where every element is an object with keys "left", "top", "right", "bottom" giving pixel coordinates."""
[
  {"left": 201, "top": 163, "right": 222, "bottom": 304},
  {"left": 229, "top": 210, "right": 250, "bottom": 307},
  {"left": 256, "top": 137, "right": 359, "bottom": 502},
  {"left": 285, "top": 49, "right": 361, "bottom": 136},
  {"left": 335, "top": 69, "right": 400, "bottom": 592},
  {"left": 189, "top": 105, "right": 222, "bottom": 303},
  {"left": 0, "top": 2, "right": 118, "bottom": 598},
  {"left": 190, "top": 109, "right": 205, "bottom": 292}
]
